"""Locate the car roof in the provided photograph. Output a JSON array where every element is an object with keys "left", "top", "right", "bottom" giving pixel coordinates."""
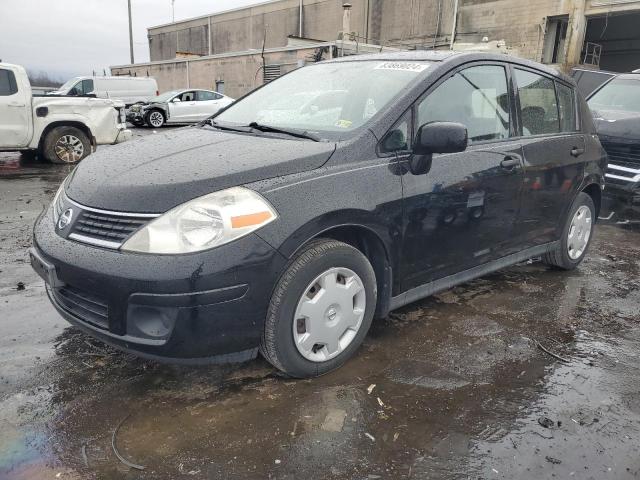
[
  {"left": 612, "top": 73, "right": 640, "bottom": 81},
  {"left": 324, "top": 51, "right": 573, "bottom": 84}
]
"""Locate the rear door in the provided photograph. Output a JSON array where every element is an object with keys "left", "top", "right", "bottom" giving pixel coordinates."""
[
  {"left": 511, "top": 68, "right": 585, "bottom": 247},
  {"left": 195, "top": 90, "right": 224, "bottom": 119},
  {"left": 400, "top": 63, "right": 525, "bottom": 290},
  {"left": 0, "top": 66, "right": 30, "bottom": 147}
]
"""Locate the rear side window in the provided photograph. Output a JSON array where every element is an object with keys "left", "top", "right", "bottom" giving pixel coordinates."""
[
  {"left": 196, "top": 91, "right": 219, "bottom": 101},
  {"left": 0, "top": 68, "right": 18, "bottom": 96},
  {"left": 417, "top": 65, "right": 511, "bottom": 144},
  {"left": 556, "top": 83, "right": 577, "bottom": 132},
  {"left": 515, "top": 69, "right": 560, "bottom": 136}
]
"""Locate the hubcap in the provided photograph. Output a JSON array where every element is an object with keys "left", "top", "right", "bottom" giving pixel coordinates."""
[
  {"left": 567, "top": 205, "right": 592, "bottom": 260},
  {"left": 149, "top": 111, "right": 163, "bottom": 127},
  {"left": 54, "top": 135, "right": 84, "bottom": 163},
  {"left": 293, "top": 267, "right": 366, "bottom": 362}
]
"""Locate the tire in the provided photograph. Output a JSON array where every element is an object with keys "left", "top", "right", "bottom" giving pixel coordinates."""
[
  {"left": 543, "top": 192, "right": 595, "bottom": 270},
  {"left": 145, "top": 109, "right": 165, "bottom": 128},
  {"left": 260, "top": 239, "right": 377, "bottom": 378},
  {"left": 42, "top": 126, "right": 91, "bottom": 164}
]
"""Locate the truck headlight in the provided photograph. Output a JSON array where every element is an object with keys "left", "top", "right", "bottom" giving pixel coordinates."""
[{"left": 121, "top": 187, "right": 277, "bottom": 254}]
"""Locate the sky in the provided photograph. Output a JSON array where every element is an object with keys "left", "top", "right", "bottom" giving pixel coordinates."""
[{"left": 0, "top": 0, "right": 264, "bottom": 81}]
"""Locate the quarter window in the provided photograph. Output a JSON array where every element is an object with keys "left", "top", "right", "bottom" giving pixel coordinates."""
[
  {"left": 380, "top": 111, "right": 411, "bottom": 153},
  {"left": 515, "top": 69, "right": 560, "bottom": 136},
  {"left": 417, "top": 65, "right": 511, "bottom": 144},
  {"left": 556, "top": 83, "right": 577, "bottom": 132},
  {"left": 0, "top": 68, "right": 18, "bottom": 96}
]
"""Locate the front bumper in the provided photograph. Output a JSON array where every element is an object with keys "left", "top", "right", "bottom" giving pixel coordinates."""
[
  {"left": 32, "top": 205, "right": 287, "bottom": 363},
  {"left": 114, "top": 126, "right": 132, "bottom": 144},
  {"left": 126, "top": 110, "right": 144, "bottom": 124},
  {"left": 603, "top": 182, "right": 640, "bottom": 219}
]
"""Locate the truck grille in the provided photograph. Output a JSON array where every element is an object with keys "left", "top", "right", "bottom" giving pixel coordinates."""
[
  {"left": 52, "top": 285, "right": 109, "bottom": 330},
  {"left": 69, "top": 210, "right": 151, "bottom": 249},
  {"left": 601, "top": 141, "right": 640, "bottom": 184},
  {"left": 601, "top": 142, "right": 640, "bottom": 168}
]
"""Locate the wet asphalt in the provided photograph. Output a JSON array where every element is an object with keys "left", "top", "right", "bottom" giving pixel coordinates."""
[{"left": 1, "top": 128, "right": 639, "bottom": 479}]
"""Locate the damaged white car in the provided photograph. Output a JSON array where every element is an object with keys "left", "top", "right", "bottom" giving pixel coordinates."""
[{"left": 0, "top": 63, "right": 131, "bottom": 164}]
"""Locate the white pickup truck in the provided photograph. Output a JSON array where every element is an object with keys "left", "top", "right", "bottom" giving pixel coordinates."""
[{"left": 0, "top": 63, "right": 131, "bottom": 164}]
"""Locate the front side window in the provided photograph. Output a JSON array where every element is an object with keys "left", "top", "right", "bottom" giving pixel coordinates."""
[
  {"left": 515, "top": 69, "right": 560, "bottom": 136},
  {"left": 216, "top": 60, "right": 432, "bottom": 136},
  {"left": 0, "top": 69, "right": 18, "bottom": 96},
  {"left": 417, "top": 65, "right": 511, "bottom": 144},
  {"left": 556, "top": 83, "right": 577, "bottom": 132},
  {"left": 81, "top": 79, "right": 94, "bottom": 94},
  {"left": 588, "top": 77, "right": 640, "bottom": 113},
  {"left": 179, "top": 91, "right": 195, "bottom": 102}
]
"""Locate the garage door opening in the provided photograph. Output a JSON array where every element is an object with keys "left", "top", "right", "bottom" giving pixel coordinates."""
[{"left": 583, "top": 11, "right": 640, "bottom": 72}]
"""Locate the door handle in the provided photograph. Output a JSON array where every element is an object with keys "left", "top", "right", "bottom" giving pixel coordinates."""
[
  {"left": 8, "top": 102, "right": 26, "bottom": 107},
  {"left": 500, "top": 156, "right": 520, "bottom": 169},
  {"left": 571, "top": 147, "right": 585, "bottom": 157}
]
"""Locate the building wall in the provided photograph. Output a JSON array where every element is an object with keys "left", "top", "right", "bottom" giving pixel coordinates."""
[{"left": 113, "top": 46, "right": 325, "bottom": 99}]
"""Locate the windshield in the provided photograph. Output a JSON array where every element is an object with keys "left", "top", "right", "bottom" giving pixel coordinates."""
[
  {"left": 154, "top": 90, "right": 181, "bottom": 102},
  {"left": 215, "top": 61, "right": 431, "bottom": 136},
  {"left": 588, "top": 78, "right": 640, "bottom": 113},
  {"left": 58, "top": 77, "right": 81, "bottom": 92}
]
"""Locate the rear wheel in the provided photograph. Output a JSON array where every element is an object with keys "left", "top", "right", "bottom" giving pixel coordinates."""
[
  {"left": 543, "top": 192, "right": 595, "bottom": 270},
  {"left": 145, "top": 109, "right": 165, "bottom": 128},
  {"left": 42, "top": 126, "right": 91, "bottom": 164},
  {"left": 260, "top": 239, "right": 377, "bottom": 378}
]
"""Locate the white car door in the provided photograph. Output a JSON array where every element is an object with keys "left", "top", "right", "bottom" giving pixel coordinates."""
[
  {"left": 168, "top": 91, "right": 197, "bottom": 123},
  {"left": 0, "top": 67, "right": 30, "bottom": 147}
]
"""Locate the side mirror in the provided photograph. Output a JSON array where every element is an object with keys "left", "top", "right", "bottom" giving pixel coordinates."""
[
  {"left": 172, "top": 97, "right": 182, "bottom": 103},
  {"left": 413, "top": 121, "right": 468, "bottom": 156},
  {"left": 68, "top": 88, "right": 79, "bottom": 96}
]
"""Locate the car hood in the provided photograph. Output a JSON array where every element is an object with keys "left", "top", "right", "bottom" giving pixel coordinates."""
[
  {"left": 592, "top": 109, "right": 640, "bottom": 142},
  {"left": 66, "top": 127, "right": 336, "bottom": 213}
]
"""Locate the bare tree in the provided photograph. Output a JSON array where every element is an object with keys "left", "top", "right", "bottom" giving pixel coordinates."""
[{"left": 27, "top": 69, "right": 63, "bottom": 88}]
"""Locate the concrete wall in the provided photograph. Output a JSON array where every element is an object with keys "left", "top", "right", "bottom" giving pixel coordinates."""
[
  {"left": 149, "top": 0, "right": 366, "bottom": 61},
  {"left": 113, "top": 46, "right": 325, "bottom": 99}
]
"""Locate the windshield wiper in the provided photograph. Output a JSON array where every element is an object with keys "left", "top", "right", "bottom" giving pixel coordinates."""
[
  {"left": 247, "top": 122, "right": 321, "bottom": 142},
  {"left": 203, "top": 119, "right": 252, "bottom": 133}
]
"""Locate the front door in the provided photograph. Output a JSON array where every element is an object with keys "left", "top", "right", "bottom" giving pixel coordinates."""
[
  {"left": 0, "top": 67, "right": 30, "bottom": 148},
  {"left": 511, "top": 68, "right": 586, "bottom": 247},
  {"left": 168, "top": 91, "right": 197, "bottom": 123},
  {"left": 400, "top": 64, "right": 524, "bottom": 290}
]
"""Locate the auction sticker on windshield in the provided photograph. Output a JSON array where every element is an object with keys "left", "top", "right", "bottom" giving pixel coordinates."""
[{"left": 375, "top": 62, "right": 430, "bottom": 72}]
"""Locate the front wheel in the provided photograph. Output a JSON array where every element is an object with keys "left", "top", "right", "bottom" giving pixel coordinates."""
[
  {"left": 145, "top": 109, "right": 165, "bottom": 128},
  {"left": 260, "top": 239, "right": 377, "bottom": 378},
  {"left": 543, "top": 192, "right": 596, "bottom": 270},
  {"left": 42, "top": 126, "right": 91, "bottom": 164}
]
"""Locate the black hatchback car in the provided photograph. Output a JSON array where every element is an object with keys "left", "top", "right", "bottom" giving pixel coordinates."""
[{"left": 31, "top": 51, "right": 606, "bottom": 378}]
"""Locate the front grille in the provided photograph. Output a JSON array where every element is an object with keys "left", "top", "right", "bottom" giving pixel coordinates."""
[
  {"left": 602, "top": 142, "right": 640, "bottom": 168},
  {"left": 52, "top": 285, "right": 109, "bottom": 330},
  {"left": 602, "top": 142, "right": 640, "bottom": 184},
  {"left": 68, "top": 209, "right": 153, "bottom": 249}
]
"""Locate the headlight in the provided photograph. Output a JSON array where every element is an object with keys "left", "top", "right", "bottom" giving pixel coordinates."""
[
  {"left": 121, "top": 187, "right": 278, "bottom": 254},
  {"left": 51, "top": 179, "right": 67, "bottom": 222}
]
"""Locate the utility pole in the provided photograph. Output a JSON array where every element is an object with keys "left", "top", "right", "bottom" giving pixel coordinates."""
[
  {"left": 128, "top": 0, "right": 135, "bottom": 64},
  {"left": 172, "top": 0, "right": 176, "bottom": 23}
]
